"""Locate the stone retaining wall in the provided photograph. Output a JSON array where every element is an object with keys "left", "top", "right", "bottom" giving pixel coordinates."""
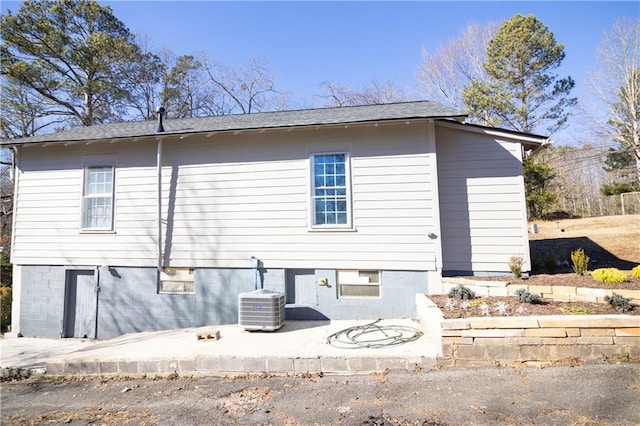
[
  {"left": 439, "top": 277, "right": 640, "bottom": 305},
  {"left": 415, "top": 294, "right": 640, "bottom": 368}
]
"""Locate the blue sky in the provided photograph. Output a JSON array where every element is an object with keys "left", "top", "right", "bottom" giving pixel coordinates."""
[{"left": 2, "top": 1, "right": 639, "bottom": 144}]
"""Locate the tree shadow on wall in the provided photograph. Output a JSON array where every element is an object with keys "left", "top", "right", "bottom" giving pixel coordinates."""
[{"left": 530, "top": 236, "right": 638, "bottom": 274}]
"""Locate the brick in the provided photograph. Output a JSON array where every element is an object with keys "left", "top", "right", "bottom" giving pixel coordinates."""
[
  {"left": 242, "top": 357, "right": 267, "bottom": 373},
  {"left": 469, "top": 317, "right": 539, "bottom": 329},
  {"left": 615, "top": 328, "right": 640, "bottom": 337},
  {"left": 565, "top": 328, "right": 582, "bottom": 337},
  {"left": 473, "top": 287, "right": 490, "bottom": 296},
  {"left": 541, "top": 337, "right": 578, "bottom": 345},
  {"left": 294, "top": 357, "right": 321, "bottom": 374},
  {"left": 118, "top": 361, "right": 139, "bottom": 374},
  {"left": 488, "top": 287, "right": 509, "bottom": 296},
  {"left": 506, "top": 284, "right": 528, "bottom": 294},
  {"left": 195, "top": 355, "right": 219, "bottom": 371},
  {"left": 473, "top": 337, "right": 541, "bottom": 346},
  {"left": 178, "top": 359, "right": 196, "bottom": 374},
  {"left": 66, "top": 361, "right": 99, "bottom": 375},
  {"left": 614, "top": 337, "right": 640, "bottom": 346},
  {"left": 524, "top": 328, "right": 567, "bottom": 338},
  {"left": 442, "top": 277, "right": 473, "bottom": 286},
  {"left": 520, "top": 345, "right": 552, "bottom": 361},
  {"left": 99, "top": 361, "right": 118, "bottom": 374},
  {"left": 575, "top": 336, "right": 614, "bottom": 345},
  {"left": 552, "top": 286, "right": 577, "bottom": 296},
  {"left": 615, "top": 289, "right": 640, "bottom": 300},
  {"left": 441, "top": 329, "right": 464, "bottom": 337},
  {"left": 576, "top": 287, "right": 609, "bottom": 298},
  {"left": 486, "top": 345, "right": 520, "bottom": 360},
  {"left": 454, "top": 359, "right": 493, "bottom": 368},
  {"left": 266, "top": 357, "right": 294, "bottom": 373},
  {"left": 441, "top": 319, "right": 470, "bottom": 330},
  {"left": 347, "top": 357, "right": 379, "bottom": 372},
  {"left": 550, "top": 293, "right": 577, "bottom": 301},
  {"left": 578, "top": 328, "right": 613, "bottom": 336},
  {"left": 137, "top": 361, "right": 160, "bottom": 374},
  {"left": 46, "top": 362, "right": 65, "bottom": 375},
  {"left": 455, "top": 345, "right": 488, "bottom": 359},
  {"left": 461, "top": 328, "right": 524, "bottom": 338},
  {"left": 590, "top": 345, "right": 631, "bottom": 360},
  {"left": 538, "top": 315, "right": 636, "bottom": 328},
  {"left": 320, "top": 357, "right": 349, "bottom": 373},
  {"left": 443, "top": 337, "right": 473, "bottom": 345},
  {"left": 218, "top": 356, "right": 243, "bottom": 373},
  {"left": 550, "top": 345, "right": 593, "bottom": 360},
  {"left": 377, "top": 357, "right": 411, "bottom": 371},
  {"left": 529, "top": 285, "right": 552, "bottom": 294},
  {"left": 479, "top": 280, "right": 509, "bottom": 288}
]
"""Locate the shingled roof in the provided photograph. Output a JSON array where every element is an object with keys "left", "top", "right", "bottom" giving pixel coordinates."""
[{"left": 2, "top": 101, "right": 466, "bottom": 146}]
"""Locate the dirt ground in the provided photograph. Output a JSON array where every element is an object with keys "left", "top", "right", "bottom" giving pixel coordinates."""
[
  {"left": 3, "top": 365, "right": 640, "bottom": 425},
  {"left": 528, "top": 214, "right": 640, "bottom": 272},
  {"left": 440, "top": 214, "right": 640, "bottom": 319},
  {"left": 430, "top": 294, "right": 639, "bottom": 319}
]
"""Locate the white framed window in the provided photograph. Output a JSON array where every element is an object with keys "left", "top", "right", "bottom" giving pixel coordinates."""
[
  {"left": 311, "top": 153, "right": 351, "bottom": 228},
  {"left": 81, "top": 165, "right": 114, "bottom": 230},
  {"left": 337, "top": 270, "right": 381, "bottom": 298}
]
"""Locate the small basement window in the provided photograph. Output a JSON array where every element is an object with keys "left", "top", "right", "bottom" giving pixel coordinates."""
[
  {"left": 337, "top": 270, "right": 381, "bottom": 298},
  {"left": 159, "top": 267, "right": 195, "bottom": 294}
]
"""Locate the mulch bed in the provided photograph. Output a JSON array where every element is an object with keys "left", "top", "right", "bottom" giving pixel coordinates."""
[
  {"left": 429, "top": 294, "right": 639, "bottom": 319},
  {"left": 471, "top": 272, "right": 640, "bottom": 290}
]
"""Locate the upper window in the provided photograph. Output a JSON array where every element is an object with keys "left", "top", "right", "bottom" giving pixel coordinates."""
[
  {"left": 311, "top": 153, "right": 351, "bottom": 228},
  {"left": 82, "top": 165, "right": 114, "bottom": 230}
]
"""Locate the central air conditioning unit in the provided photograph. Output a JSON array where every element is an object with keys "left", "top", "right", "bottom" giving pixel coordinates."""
[{"left": 238, "top": 289, "right": 285, "bottom": 331}]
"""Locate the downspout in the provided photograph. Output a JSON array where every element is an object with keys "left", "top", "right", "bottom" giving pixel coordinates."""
[{"left": 156, "top": 107, "right": 166, "bottom": 273}]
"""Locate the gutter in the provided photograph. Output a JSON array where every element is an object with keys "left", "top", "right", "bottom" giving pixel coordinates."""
[
  {"left": 157, "top": 138, "right": 163, "bottom": 271},
  {"left": 156, "top": 107, "right": 166, "bottom": 273}
]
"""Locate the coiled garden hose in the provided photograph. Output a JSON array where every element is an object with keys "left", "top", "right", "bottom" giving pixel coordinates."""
[{"left": 326, "top": 319, "right": 423, "bottom": 349}]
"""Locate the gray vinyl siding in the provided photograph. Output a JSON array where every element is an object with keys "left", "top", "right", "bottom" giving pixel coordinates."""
[
  {"left": 435, "top": 123, "right": 529, "bottom": 274},
  {"left": 12, "top": 122, "right": 438, "bottom": 272}
]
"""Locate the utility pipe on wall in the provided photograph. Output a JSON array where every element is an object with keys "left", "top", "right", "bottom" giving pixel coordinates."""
[
  {"left": 156, "top": 106, "right": 165, "bottom": 272},
  {"left": 156, "top": 138, "right": 163, "bottom": 271}
]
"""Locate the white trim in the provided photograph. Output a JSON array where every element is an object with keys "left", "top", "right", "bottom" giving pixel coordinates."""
[
  {"left": 308, "top": 151, "right": 354, "bottom": 230},
  {"left": 80, "top": 163, "right": 115, "bottom": 232},
  {"left": 426, "top": 120, "right": 443, "bottom": 272},
  {"left": 435, "top": 120, "right": 548, "bottom": 146}
]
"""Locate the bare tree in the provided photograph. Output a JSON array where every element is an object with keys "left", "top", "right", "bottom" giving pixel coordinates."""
[
  {"left": 417, "top": 22, "right": 497, "bottom": 112},
  {"left": 587, "top": 17, "right": 640, "bottom": 185},
  {"left": 319, "top": 79, "right": 407, "bottom": 107},
  {"left": 201, "top": 57, "right": 286, "bottom": 114}
]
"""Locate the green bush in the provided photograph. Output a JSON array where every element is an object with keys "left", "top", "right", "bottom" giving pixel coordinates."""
[
  {"left": 632, "top": 265, "right": 640, "bottom": 279},
  {"left": 570, "top": 248, "right": 590, "bottom": 276},
  {"left": 604, "top": 293, "right": 634, "bottom": 313},
  {"left": 0, "top": 286, "right": 11, "bottom": 331},
  {"left": 447, "top": 284, "right": 476, "bottom": 300},
  {"left": 514, "top": 288, "right": 543, "bottom": 304},
  {"left": 591, "top": 268, "right": 628, "bottom": 284},
  {"left": 509, "top": 255, "right": 524, "bottom": 278}
]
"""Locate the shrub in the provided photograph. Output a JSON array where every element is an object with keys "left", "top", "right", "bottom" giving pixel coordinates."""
[
  {"left": 542, "top": 251, "right": 556, "bottom": 272},
  {"left": 570, "top": 248, "right": 590, "bottom": 276},
  {"left": 447, "top": 284, "right": 475, "bottom": 300},
  {"left": 509, "top": 255, "right": 524, "bottom": 278},
  {"left": 632, "top": 265, "right": 640, "bottom": 279},
  {"left": 560, "top": 306, "right": 595, "bottom": 315},
  {"left": 604, "top": 293, "right": 634, "bottom": 313},
  {"left": 0, "top": 286, "right": 11, "bottom": 331},
  {"left": 591, "top": 268, "right": 628, "bottom": 284},
  {"left": 514, "top": 288, "right": 543, "bottom": 304}
]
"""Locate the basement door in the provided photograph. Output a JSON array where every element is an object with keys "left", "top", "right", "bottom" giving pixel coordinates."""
[
  {"left": 285, "top": 269, "right": 318, "bottom": 305},
  {"left": 62, "top": 270, "right": 97, "bottom": 338}
]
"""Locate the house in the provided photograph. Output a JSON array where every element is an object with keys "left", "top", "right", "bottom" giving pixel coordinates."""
[{"left": 3, "top": 101, "right": 546, "bottom": 339}]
